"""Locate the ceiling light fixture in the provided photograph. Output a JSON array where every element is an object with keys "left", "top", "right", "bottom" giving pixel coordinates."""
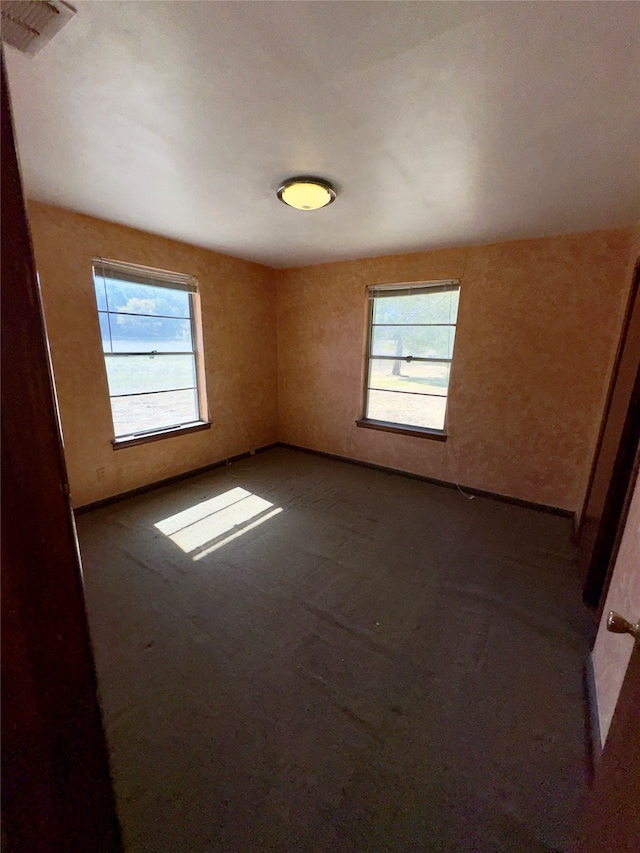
[{"left": 277, "top": 177, "right": 336, "bottom": 211}]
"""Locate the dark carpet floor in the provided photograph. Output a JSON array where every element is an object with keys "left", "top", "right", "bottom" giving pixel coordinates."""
[{"left": 77, "top": 447, "right": 592, "bottom": 853}]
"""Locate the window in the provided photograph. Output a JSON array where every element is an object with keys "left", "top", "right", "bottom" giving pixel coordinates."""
[
  {"left": 92, "top": 258, "right": 207, "bottom": 444},
  {"left": 360, "top": 281, "right": 460, "bottom": 436}
]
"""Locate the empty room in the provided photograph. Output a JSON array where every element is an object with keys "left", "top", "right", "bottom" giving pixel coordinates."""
[{"left": 2, "top": 2, "right": 639, "bottom": 852}]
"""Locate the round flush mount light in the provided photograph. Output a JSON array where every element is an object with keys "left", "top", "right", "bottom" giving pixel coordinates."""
[{"left": 277, "top": 177, "right": 336, "bottom": 211}]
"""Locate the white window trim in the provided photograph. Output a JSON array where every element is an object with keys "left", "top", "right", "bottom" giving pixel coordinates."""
[
  {"left": 92, "top": 258, "right": 209, "bottom": 447},
  {"left": 358, "top": 280, "right": 460, "bottom": 439}
]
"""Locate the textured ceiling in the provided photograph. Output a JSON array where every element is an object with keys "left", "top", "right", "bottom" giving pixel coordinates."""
[{"left": 5, "top": 1, "right": 640, "bottom": 268}]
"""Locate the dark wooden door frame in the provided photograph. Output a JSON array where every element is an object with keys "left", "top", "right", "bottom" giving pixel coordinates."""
[
  {"left": 578, "top": 262, "right": 640, "bottom": 541},
  {"left": 1, "top": 53, "right": 122, "bottom": 852},
  {"left": 583, "top": 353, "right": 640, "bottom": 610},
  {"left": 581, "top": 262, "right": 640, "bottom": 610}
]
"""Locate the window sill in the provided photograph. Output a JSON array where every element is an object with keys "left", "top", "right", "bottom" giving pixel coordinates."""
[
  {"left": 112, "top": 421, "right": 211, "bottom": 450},
  {"left": 355, "top": 418, "right": 447, "bottom": 441}
]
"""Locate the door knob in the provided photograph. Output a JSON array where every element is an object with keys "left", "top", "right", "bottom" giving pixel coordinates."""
[{"left": 606, "top": 611, "right": 640, "bottom": 643}]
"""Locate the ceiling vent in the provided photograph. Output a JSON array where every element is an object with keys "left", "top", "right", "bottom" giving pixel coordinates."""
[{"left": 1, "top": 0, "right": 76, "bottom": 56}]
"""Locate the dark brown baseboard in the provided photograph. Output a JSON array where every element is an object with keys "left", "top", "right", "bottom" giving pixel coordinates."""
[
  {"left": 275, "top": 442, "right": 575, "bottom": 519},
  {"left": 74, "top": 443, "right": 279, "bottom": 514},
  {"left": 76, "top": 439, "right": 575, "bottom": 521}
]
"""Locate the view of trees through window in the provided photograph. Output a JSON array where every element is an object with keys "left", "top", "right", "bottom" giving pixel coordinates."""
[
  {"left": 365, "top": 284, "right": 460, "bottom": 431},
  {"left": 93, "top": 268, "right": 201, "bottom": 438}
]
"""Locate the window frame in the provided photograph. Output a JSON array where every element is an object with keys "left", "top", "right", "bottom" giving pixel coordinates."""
[
  {"left": 92, "top": 258, "right": 210, "bottom": 448},
  {"left": 357, "top": 280, "right": 460, "bottom": 440}
]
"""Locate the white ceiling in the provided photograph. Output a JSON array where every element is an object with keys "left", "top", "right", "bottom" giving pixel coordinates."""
[{"left": 5, "top": 1, "right": 640, "bottom": 268}]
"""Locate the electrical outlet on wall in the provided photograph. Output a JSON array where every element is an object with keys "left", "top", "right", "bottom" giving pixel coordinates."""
[{"left": 96, "top": 467, "right": 106, "bottom": 482}]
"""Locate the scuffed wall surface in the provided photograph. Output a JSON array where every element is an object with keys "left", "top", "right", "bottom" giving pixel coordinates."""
[
  {"left": 592, "top": 476, "right": 640, "bottom": 744},
  {"left": 28, "top": 202, "right": 278, "bottom": 507},
  {"left": 277, "top": 230, "right": 633, "bottom": 511}
]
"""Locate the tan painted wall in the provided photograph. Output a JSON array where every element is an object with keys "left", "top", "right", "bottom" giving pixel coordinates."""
[
  {"left": 28, "top": 202, "right": 278, "bottom": 508},
  {"left": 592, "top": 473, "right": 640, "bottom": 744},
  {"left": 29, "top": 202, "right": 632, "bottom": 514},
  {"left": 277, "top": 230, "right": 634, "bottom": 512}
]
